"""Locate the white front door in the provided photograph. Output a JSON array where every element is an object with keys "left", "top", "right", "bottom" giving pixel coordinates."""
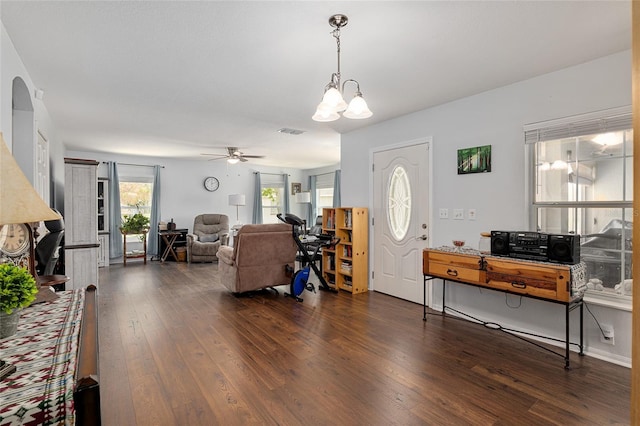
[{"left": 372, "top": 141, "right": 430, "bottom": 304}]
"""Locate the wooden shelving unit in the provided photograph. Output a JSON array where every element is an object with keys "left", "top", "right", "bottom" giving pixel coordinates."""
[{"left": 322, "top": 207, "right": 368, "bottom": 294}]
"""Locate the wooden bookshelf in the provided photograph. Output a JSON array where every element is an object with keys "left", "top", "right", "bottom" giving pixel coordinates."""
[{"left": 322, "top": 207, "right": 368, "bottom": 294}]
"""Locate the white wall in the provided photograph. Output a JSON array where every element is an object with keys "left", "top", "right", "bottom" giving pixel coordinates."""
[
  {"left": 1, "top": 22, "right": 64, "bottom": 211},
  {"left": 66, "top": 150, "right": 307, "bottom": 233},
  {"left": 341, "top": 50, "right": 632, "bottom": 366}
]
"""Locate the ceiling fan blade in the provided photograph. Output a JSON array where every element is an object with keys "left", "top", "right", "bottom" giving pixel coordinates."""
[
  {"left": 239, "top": 157, "right": 249, "bottom": 162},
  {"left": 240, "top": 155, "right": 265, "bottom": 159},
  {"left": 200, "top": 153, "right": 228, "bottom": 157}
]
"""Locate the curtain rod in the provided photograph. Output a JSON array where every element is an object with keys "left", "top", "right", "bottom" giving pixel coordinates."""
[
  {"left": 313, "top": 171, "right": 337, "bottom": 177},
  {"left": 253, "top": 172, "right": 290, "bottom": 176},
  {"left": 102, "top": 161, "right": 165, "bottom": 168}
]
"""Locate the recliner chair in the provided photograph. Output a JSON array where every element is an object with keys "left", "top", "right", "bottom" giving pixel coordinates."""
[
  {"left": 216, "top": 223, "right": 297, "bottom": 294},
  {"left": 186, "top": 214, "right": 230, "bottom": 263}
]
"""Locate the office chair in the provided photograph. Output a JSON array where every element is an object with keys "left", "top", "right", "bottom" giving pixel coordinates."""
[
  {"left": 308, "top": 215, "right": 323, "bottom": 236},
  {"left": 35, "top": 210, "right": 65, "bottom": 276}
]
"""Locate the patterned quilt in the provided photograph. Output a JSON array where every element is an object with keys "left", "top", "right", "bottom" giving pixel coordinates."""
[{"left": 0, "top": 289, "right": 85, "bottom": 426}]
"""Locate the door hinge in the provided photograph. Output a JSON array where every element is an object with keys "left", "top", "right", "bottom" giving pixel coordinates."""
[
  {"left": 371, "top": 217, "right": 374, "bottom": 226},
  {"left": 372, "top": 271, "right": 374, "bottom": 279},
  {"left": 372, "top": 163, "right": 375, "bottom": 172}
]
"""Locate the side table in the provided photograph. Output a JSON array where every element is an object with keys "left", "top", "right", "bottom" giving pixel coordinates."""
[
  {"left": 158, "top": 230, "right": 182, "bottom": 262},
  {"left": 121, "top": 230, "right": 148, "bottom": 266}
]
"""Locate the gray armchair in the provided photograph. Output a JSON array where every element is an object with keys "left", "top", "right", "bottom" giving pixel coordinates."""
[{"left": 186, "top": 214, "right": 230, "bottom": 263}]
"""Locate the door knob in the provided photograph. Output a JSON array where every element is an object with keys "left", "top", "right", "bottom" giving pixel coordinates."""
[{"left": 417, "top": 234, "right": 428, "bottom": 241}]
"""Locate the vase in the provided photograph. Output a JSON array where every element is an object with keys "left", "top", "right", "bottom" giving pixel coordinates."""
[{"left": 0, "top": 309, "right": 21, "bottom": 339}]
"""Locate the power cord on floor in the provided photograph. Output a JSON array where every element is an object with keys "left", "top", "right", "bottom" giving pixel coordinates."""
[{"left": 584, "top": 302, "right": 611, "bottom": 340}]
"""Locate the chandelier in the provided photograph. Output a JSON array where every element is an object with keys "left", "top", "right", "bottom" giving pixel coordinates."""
[{"left": 312, "top": 14, "right": 373, "bottom": 122}]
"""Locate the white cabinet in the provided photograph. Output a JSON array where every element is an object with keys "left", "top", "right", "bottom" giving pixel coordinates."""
[
  {"left": 97, "top": 179, "right": 109, "bottom": 268},
  {"left": 98, "top": 234, "right": 109, "bottom": 267},
  {"left": 64, "top": 158, "right": 99, "bottom": 289}
]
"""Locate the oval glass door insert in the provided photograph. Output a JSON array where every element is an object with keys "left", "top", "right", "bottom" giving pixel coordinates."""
[{"left": 388, "top": 165, "right": 411, "bottom": 240}]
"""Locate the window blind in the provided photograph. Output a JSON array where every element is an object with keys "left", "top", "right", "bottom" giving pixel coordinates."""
[
  {"left": 316, "top": 172, "right": 334, "bottom": 189},
  {"left": 523, "top": 106, "right": 631, "bottom": 144}
]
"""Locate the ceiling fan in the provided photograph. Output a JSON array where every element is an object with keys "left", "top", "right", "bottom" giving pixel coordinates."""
[{"left": 201, "top": 147, "right": 265, "bottom": 164}]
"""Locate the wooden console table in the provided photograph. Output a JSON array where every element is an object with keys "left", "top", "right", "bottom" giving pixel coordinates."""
[{"left": 423, "top": 248, "right": 586, "bottom": 368}]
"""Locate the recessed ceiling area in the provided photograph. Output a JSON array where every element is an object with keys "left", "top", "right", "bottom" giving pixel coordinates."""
[{"left": 0, "top": 1, "right": 631, "bottom": 168}]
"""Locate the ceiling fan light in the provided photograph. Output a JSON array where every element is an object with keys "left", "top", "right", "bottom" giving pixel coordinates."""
[
  {"left": 321, "top": 87, "right": 347, "bottom": 112},
  {"left": 343, "top": 94, "right": 372, "bottom": 119},
  {"left": 227, "top": 157, "right": 240, "bottom": 164},
  {"left": 312, "top": 106, "right": 340, "bottom": 122},
  {"left": 592, "top": 132, "right": 622, "bottom": 146}
]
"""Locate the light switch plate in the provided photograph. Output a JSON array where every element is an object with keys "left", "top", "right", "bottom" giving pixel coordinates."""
[
  {"left": 468, "top": 209, "right": 476, "bottom": 220},
  {"left": 453, "top": 209, "right": 464, "bottom": 220},
  {"left": 439, "top": 208, "right": 449, "bottom": 219}
]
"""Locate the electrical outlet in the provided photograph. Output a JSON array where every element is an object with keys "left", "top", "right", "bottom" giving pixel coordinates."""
[
  {"left": 600, "top": 325, "right": 615, "bottom": 345},
  {"left": 468, "top": 209, "right": 476, "bottom": 220},
  {"left": 439, "top": 208, "right": 449, "bottom": 219},
  {"left": 453, "top": 209, "right": 464, "bottom": 220}
]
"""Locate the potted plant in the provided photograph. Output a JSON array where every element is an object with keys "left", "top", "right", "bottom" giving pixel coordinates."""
[
  {"left": 0, "top": 263, "right": 38, "bottom": 338},
  {"left": 120, "top": 212, "right": 150, "bottom": 235}
]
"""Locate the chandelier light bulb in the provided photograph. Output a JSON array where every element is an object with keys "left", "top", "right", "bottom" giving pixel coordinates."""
[
  {"left": 343, "top": 94, "right": 373, "bottom": 119},
  {"left": 321, "top": 87, "right": 347, "bottom": 112},
  {"left": 312, "top": 106, "right": 340, "bottom": 122}
]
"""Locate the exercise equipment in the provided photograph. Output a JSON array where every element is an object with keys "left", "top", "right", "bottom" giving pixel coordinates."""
[{"left": 277, "top": 213, "right": 339, "bottom": 302}]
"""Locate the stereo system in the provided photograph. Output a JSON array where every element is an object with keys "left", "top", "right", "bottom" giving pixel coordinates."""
[{"left": 490, "top": 230, "right": 580, "bottom": 265}]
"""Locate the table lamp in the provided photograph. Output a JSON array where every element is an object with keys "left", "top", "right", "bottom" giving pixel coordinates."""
[
  {"left": 0, "top": 133, "right": 61, "bottom": 275},
  {"left": 0, "top": 132, "right": 61, "bottom": 380},
  {"left": 228, "top": 194, "right": 246, "bottom": 226}
]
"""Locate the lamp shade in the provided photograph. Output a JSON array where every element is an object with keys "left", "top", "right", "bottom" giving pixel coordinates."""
[
  {"left": 0, "top": 133, "right": 60, "bottom": 224},
  {"left": 295, "top": 192, "right": 311, "bottom": 204},
  {"left": 342, "top": 94, "right": 373, "bottom": 119},
  {"left": 228, "top": 194, "right": 246, "bottom": 206},
  {"left": 312, "top": 106, "right": 340, "bottom": 122},
  {"left": 320, "top": 87, "right": 347, "bottom": 112}
]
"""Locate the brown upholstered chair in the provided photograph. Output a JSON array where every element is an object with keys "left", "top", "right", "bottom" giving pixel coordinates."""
[
  {"left": 216, "top": 223, "right": 297, "bottom": 294},
  {"left": 186, "top": 214, "right": 230, "bottom": 263}
]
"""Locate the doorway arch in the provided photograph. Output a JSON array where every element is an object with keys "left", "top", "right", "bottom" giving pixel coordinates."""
[{"left": 12, "top": 76, "right": 35, "bottom": 184}]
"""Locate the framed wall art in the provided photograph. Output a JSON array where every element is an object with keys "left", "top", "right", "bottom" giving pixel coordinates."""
[
  {"left": 291, "top": 182, "right": 302, "bottom": 195},
  {"left": 457, "top": 145, "right": 492, "bottom": 175}
]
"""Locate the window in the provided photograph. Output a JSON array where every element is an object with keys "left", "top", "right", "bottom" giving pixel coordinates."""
[
  {"left": 314, "top": 172, "right": 335, "bottom": 216},
  {"left": 261, "top": 175, "right": 285, "bottom": 224},
  {"left": 119, "top": 165, "right": 154, "bottom": 243},
  {"left": 526, "top": 107, "right": 632, "bottom": 302}
]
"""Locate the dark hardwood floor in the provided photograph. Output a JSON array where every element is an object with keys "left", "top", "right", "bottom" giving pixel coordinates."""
[{"left": 97, "top": 261, "right": 630, "bottom": 425}]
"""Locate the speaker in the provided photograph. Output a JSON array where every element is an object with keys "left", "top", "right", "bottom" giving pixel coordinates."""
[
  {"left": 547, "top": 234, "right": 580, "bottom": 264},
  {"left": 490, "top": 231, "right": 510, "bottom": 256}
]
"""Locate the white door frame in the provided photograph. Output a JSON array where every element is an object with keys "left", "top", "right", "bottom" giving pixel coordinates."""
[{"left": 368, "top": 137, "right": 435, "bottom": 304}]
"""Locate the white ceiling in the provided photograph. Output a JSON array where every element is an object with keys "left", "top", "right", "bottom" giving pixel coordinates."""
[{"left": 0, "top": 1, "right": 631, "bottom": 169}]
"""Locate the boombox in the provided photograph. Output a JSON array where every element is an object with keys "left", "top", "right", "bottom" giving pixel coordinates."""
[{"left": 490, "top": 230, "right": 580, "bottom": 264}]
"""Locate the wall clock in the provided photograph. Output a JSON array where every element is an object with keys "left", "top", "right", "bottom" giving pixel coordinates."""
[
  {"left": 0, "top": 223, "right": 35, "bottom": 275},
  {"left": 203, "top": 176, "right": 220, "bottom": 192}
]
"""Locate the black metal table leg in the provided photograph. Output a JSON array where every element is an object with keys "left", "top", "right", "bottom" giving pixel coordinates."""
[
  {"left": 565, "top": 303, "right": 570, "bottom": 369},
  {"left": 579, "top": 300, "right": 584, "bottom": 355},
  {"left": 443, "top": 280, "right": 447, "bottom": 316}
]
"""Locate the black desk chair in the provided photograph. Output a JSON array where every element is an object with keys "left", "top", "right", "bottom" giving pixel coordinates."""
[
  {"left": 308, "top": 215, "right": 323, "bottom": 236},
  {"left": 35, "top": 211, "right": 65, "bottom": 276}
]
